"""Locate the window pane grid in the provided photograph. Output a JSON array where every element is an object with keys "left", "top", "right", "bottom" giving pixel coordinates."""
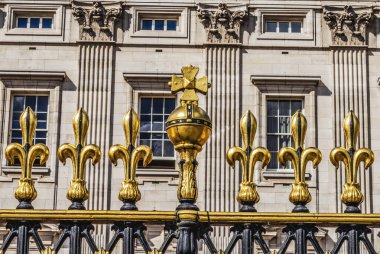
[
  {"left": 16, "top": 17, "right": 53, "bottom": 29},
  {"left": 141, "top": 19, "right": 178, "bottom": 31},
  {"left": 11, "top": 96, "right": 49, "bottom": 145},
  {"left": 265, "top": 20, "right": 302, "bottom": 33},
  {"left": 266, "top": 99, "right": 303, "bottom": 170},
  {"left": 139, "top": 97, "right": 175, "bottom": 159}
]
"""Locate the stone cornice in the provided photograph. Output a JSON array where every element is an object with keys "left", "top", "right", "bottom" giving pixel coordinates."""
[
  {"left": 323, "top": 5, "right": 374, "bottom": 46},
  {"left": 197, "top": 3, "right": 248, "bottom": 44},
  {"left": 71, "top": 1, "right": 122, "bottom": 41}
]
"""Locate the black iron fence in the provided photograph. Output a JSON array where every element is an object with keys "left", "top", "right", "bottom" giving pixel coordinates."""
[{"left": 0, "top": 66, "right": 378, "bottom": 254}]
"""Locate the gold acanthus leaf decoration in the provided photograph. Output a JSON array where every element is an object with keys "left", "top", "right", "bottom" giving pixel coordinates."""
[
  {"left": 330, "top": 111, "right": 374, "bottom": 209},
  {"left": 109, "top": 109, "right": 153, "bottom": 205},
  {"left": 278, "top": 111, "right": 322, "bottom": 209},
  {"left": 227, "top": 110, "right": 270, "bottom": 207},
  {"left": 58, "top": 108, "right": 101, "bottom": 205},
  {"left": 5, "top": 107, "right": 50, "bottom": 206}
]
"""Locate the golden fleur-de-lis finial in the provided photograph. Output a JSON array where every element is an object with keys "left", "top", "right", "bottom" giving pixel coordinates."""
[
  {"left": 330, "top": 111, "right": 374, "bottom": 213},
  {"left": 278, "top": 111, "right": 322, "bottom": 213},
  {"left": 168, "top": 65, "right": 210, "bottom": 104},
  {"left": 58, "top": 108, "right": 101, "bottom": 210},
  {"left": 227, "top": 111, "right": 270, "bottom": 212},
  {"left": 109, "top": 109, "right": 153, "bottom": 210},
  {"left": 5, "top": 107, "right": 50, "bottom": 209}
]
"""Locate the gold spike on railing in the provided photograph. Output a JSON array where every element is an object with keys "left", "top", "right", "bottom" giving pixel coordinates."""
[
  {"left": 5, "top": 107, "right": 50, "bottom": 209},
  {"left": 109, "top": 108, "right": 153, "bottom": 210},
  {"left": 57, "top": 108, "right": 101, "bottom": 210},
  {"left": 330, "top": 111, "right": 374, "bottom": 213},
  {"left": 278, "top": 111, "right": 322, "bottom": 213},
  {"left": 227, "top": 110, "right": 270, "bottom": 212}
]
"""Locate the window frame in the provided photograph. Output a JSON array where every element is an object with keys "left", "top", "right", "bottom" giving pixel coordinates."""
[
  {"left": 140, "top": 18, "right": 178, "bottom": 32},
  {"left": 265, "top": 20, "right": 303, "bottom": 34},
  {"left": 138, "top": 96, "right": 176, "bottom": 161},
  {"left": 266, "top": 98, "right": 304, "bottom": 171},
  {"left": 16, "top": 16, "right": 54, "bottom": 29}
]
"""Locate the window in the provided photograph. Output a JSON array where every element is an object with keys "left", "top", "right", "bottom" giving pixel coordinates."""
[
  {"left": 141, "top": 19, "right": 178, "bottom": 31},
  {"left": 266, "top": 99, "right": 303, "bottom": 170},
  {"left": 139, "top": 97, "right": 176, "bottom": 159},
  {"left": 11, "top": 95, "right": 49, "bottom": 145},
  {"left": 265, "top": 20, "right": 302, "bottom": 33},
  {"left": 16, "top": 17, "right": 53, "bottom": 29}
]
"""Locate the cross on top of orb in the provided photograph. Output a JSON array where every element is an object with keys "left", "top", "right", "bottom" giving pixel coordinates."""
[{"left": 168, "top": 65, "right": 210, "bottom": 104}]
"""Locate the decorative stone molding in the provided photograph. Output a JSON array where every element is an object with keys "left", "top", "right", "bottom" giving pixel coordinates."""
[
  {"left": 197, "top": 3, "right": 247, "bottom": 44},
  {"left": 323, "top": 5, "right": 373, "bottom": 46},
  {"left": 71, "top": 1, "right": 122, "bottom": 41}
]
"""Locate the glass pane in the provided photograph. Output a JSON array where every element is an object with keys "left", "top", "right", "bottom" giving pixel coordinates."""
[
  {"left": 12, "top": 130, "right": 22, "bottom": 139},
  {"left": 268, "top": 152, "right": 278, "bottom": 169},
  {"left": 17, "top": 18, "right": 28, "bottom": 28},
  {"left": 12, "top": 112, "right": 21, "bottom": 122},
  {"left": 142, "top": 20, "right": 152, "bottom": 30},
  {"left": 266, "top": 21, "right": 277, "bottom": 32},
  {"left": 267, "top": 117, "right": 278, "bottom": 133},
  {"left": 140, "top": 98, "right": 152, "bottom": 114},
  {"left": 11, "top": 138, "right": 22, "bottom": 144},
  {"left": 163, "top": 141, "right": 174, "bottom": 157},
  {"left": 152, "top": 133, "right": 163, "bottom": 139},
  {"left": 25, "top": 96, "right": 36, "bottom": 110},
  {"left": 152, "top": 122, "right": 163, "bottom": 131},
  {"left": 153, "top": 115, "right": 163, "bottom": 122},
  {"left": 37, "top": 113, "right": 47, "bottom": 121},
  {"left": 155, "top": 20, "right": 165, "bottom": 30},
  {"left": 291, "top": 100, "right": 303, "bottom": 115},
  {"left": 37, "top": 96, "right": 48, "bottom": 112},
  {"left": 279, "top": 22, "right": 289, "bottom": 33},
  {"left": 167, "top": 20, "right": 177, "bottom": 31},
  {"left": 140, "top": 139, "right": 150, "bottom": 146},
  {"left": 279, "top": 117, "right": 290, "bottom": 133},
  {"left": 140, "top": 133, "right": 150, "bottom": 139},
  {"left": 152, "top": 140, "right": 162, "bottom": 156},
  {"left": 164, "top": 99, "right": 175, "bottom": 113},
  {"left": 140, "top": 115, "right": 151, "bottom": 131},
  {"left": 37, "top": 121, "right": 47, "bottom": 129},
  {"left": 36, "top": 131, "right": 47, "bottom": 138},
  {"left": 267, "top": 101, "right": 278, "bottom": 116},
  {"left": 12, "top": 120, "right": 20, "bottom": 129},
  {"left": 152, "top": 98, "right": 163, "bottom": 114},
  {"left": 279, "top": 135, "right": 291, "bottom": 148},
  {"left": 13, "top": 96, "right": 24, "bottom": 111},
  {"left": 291, "top": 22, "right": 302, "bottom": 33},
  {"left": 30, "top": 18, "right": 40, "bottom": 28},
  {"left": 279, "top": 101, "right": 290, "bottom": 116},
  {"left": 42, "top": 18, "right": 52, "bottom": 29},
  {"left": 267, "top": 135, "right": 278, "bottom": 151},
  {"left": 35, "top": 139, "right": 46, "bottom": 144}
]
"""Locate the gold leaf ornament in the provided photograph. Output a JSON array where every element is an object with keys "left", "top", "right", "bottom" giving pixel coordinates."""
[
  {"left": 227, "top": 110, "right": 270, "bottom": 211},
  {"left": 5, "top": 107, "right": 50, "bottom": 208}
]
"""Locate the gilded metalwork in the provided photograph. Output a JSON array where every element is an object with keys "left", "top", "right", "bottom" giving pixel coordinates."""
[
  {"left": 95, "top": 248, "right": 109, "bottom": 254},
  {"left": 330, "top": 111, "right": 374, "bottom": 213},
  {"left": 5, "top": 107, "right": 50, "bottom": 209},
  {"left": 227, "top": 110, "right": 270, "bottom": 211},
  {"left": 58, "top": 108, "right": 101, "bottom": 209},
  {"left": 166, "top": 65, "right": 211, "bottom": 210},
  {"left": 278, "top": 111, "right": 322, "bottom": 212},
  {"left": 109, "top": 108, "right": 153, "bottom": 210},
  {"left": 41, "top": 247, "right": 55, "bottom": 254}
]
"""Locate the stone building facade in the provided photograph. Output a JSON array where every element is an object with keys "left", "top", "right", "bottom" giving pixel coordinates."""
[{"left": 0, "top": 0, "right": 379, "bottom": 253}]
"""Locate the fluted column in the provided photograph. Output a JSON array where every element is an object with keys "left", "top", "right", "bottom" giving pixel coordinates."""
[
  {"left": 198, "top": 3, "right": 247, "bottom": 250},
  {"left": 324, "top": 5, "right": 373, "bottom": 213},
  {"left": 72, "top": 1, "right": 122, "bottom": 249}
]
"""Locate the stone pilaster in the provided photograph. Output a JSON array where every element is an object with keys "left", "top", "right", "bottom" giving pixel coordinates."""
[
  {"left": 71, "top": 1, "right": 122, "bottom": 248},
  {"left": 198, "top": 3, "right": 247, "bottom": 249},
  {"left": 324, "top": 5, "right": 373, "bottom": 213}
]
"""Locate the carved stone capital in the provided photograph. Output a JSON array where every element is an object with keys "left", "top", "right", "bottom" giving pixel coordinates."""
[
  {"left": 71, "top": 1, "right": 122, "bottom": 41},
  {"left": 323, "top": 5, "right": 373, "bottom": 46},
  {"left": 197, "top": 3, "right": 247, "bottom": 44}
]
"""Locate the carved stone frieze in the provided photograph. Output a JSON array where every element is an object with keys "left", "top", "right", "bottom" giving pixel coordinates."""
[
  {"left": 323, "top": 5, "right": 373, "bottom": 46},
  {"left": 197, "top": 3, "right": 247, "bottom": 44},
  {"left": 71, "top": 1, "right": 122, "bottom": 41}
]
